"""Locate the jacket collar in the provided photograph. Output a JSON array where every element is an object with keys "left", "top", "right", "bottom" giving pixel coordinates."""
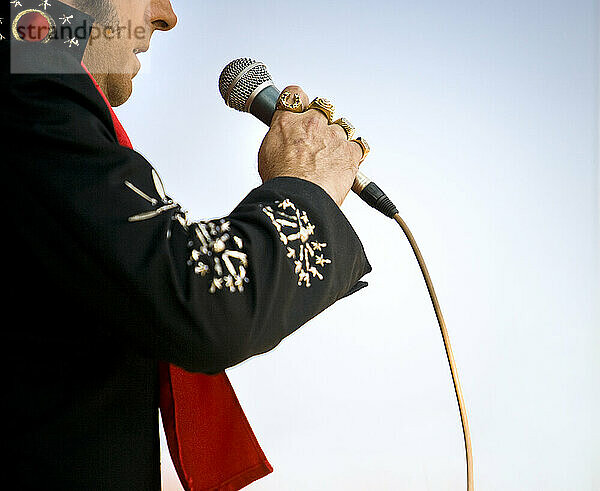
[{"left": 5, "top": 0, "right": 94, "bottom": 63}]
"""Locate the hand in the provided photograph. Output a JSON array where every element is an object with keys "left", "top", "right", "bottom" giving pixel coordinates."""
[{"left": 258, "top": 86, "right": 364, "bottom": 207}]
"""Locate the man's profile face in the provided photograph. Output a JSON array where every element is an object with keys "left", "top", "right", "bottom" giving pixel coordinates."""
[{"left": 70, "top": 0, "right": 177, "bottom": 106}]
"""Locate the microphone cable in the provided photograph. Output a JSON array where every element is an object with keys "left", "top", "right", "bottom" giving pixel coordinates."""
[{"left": 354, "top": 173, "right": 474, "bottom": 491}]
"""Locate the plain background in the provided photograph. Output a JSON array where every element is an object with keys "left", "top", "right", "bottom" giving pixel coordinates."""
[{"left": 116, "top": 1, "right": 599, "bottom": 489}]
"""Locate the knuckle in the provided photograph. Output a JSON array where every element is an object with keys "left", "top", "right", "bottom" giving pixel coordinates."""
[
  {"left": 283, "top": 84, "right": 303, "bottom": 93},
  {"left": 330, "top": 124, "right": 347, "bottom": 140},
  {"left": 348, "top": 141, "right": 363, "bottom": 161}
]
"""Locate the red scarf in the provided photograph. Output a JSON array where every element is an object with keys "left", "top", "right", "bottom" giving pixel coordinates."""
[{"left": 82, "top": 64, "right": 273, "bottom": 491}]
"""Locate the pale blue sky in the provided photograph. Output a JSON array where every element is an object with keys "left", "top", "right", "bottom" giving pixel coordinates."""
[{"left": 116, "top": 1, "right": 599, "bottom": 489}]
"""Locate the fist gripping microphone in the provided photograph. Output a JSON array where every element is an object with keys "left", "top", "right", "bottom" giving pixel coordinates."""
[{"left": 218, "top": 58, "right": 399, "bottom": 218}]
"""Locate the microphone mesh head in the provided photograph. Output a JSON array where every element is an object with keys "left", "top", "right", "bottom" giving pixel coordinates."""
[{"left": 219, "top": 58, "right": 273, "bottom": 112}]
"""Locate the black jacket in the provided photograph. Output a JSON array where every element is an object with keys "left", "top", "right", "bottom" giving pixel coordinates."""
[{"left": 1, "top": 4, "right": 370, "bottom": 489}]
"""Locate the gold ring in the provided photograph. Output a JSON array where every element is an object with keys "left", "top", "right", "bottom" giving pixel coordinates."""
[
  {"left": 307, "top": 97, "right": 335, "bottom": 123},
  {"left": 332, "top": 118, "right": 356, "bottom": 140},
  {"left": 350, "top": 136, "right": 370, "bottom": 164},
  {"left": 276, "top": 91, "right": 304, "bottom": 113}
]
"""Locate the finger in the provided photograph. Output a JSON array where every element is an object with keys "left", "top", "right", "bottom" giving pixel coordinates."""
[
  {"left": 271, "top": 85, "right": 310, "bottom": 126},
  {"left": 280, "top": 85, "right": 310, "bottom": 109},
  {"left": 349, "top": 137, "right": 370, "bottom": 166},
  {"left": 349, "top": 140, "right": 365, "bottom": 164},
  {"left": 331, "top": 117, "right": 356, "bottom": 141},
  {"left": 330, "top": 122, "right": 349, "bottom": 140},
  {"left": 272, "top": 85, "right": 309, "bottom": 118}
]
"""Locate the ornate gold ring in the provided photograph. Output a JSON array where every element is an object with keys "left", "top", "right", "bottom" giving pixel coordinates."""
[
  {"left": 307, "top": 97, "right": 335, "bottom": 123},
  {"left": 332, "top": 118, "right": 356, "bottom": 140},
  {"left": 276, "top": 91, "right": 304, "bottom": 113}
]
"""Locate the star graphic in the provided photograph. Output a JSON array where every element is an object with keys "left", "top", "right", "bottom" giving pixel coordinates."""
[{"left": 64, "top": 37, "right": 79, "bottom": 48}]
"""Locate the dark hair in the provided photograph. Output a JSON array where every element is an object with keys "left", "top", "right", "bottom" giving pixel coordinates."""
[{"left": 73, "top": 0, "right": 118, "bottom": 26}]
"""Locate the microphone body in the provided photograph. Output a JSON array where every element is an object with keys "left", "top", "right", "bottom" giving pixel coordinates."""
[
  {"left": 219, "top": 58, "right": 398, "bottom": 218},
  {"left": 248, "top": 84, "right": 280, "bottom": 126}
]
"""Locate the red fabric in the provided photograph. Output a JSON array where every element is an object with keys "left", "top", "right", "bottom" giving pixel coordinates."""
[{"left": 82, "top": 63, "right": 273, "bottom": 491}]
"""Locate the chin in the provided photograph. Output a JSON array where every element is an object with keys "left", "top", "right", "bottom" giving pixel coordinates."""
[{"left": 106, "top": 73, "right": 134, "bottom": 107}]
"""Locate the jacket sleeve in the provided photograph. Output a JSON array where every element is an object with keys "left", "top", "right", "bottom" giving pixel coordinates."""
[{"left": 3, "top": 53, "right": 371, "bottom": 374}]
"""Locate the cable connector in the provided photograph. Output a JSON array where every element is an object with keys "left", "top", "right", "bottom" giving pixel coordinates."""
[{"left": 352, "top": 171, "right": 399, "bottom": 218}]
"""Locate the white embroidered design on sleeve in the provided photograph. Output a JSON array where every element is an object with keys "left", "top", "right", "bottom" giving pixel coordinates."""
[
  {"left": 124, "top": 170, "right": 248, "bottom": 294},
  {"left": 262, "top": 200, "right": 331, "bottom": 288},
  {"left": 188, "top": 220, "right": 249, "bottom": 294},
  {"left": 125, "top": 169, "right": 181, "bottom": 224}
]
